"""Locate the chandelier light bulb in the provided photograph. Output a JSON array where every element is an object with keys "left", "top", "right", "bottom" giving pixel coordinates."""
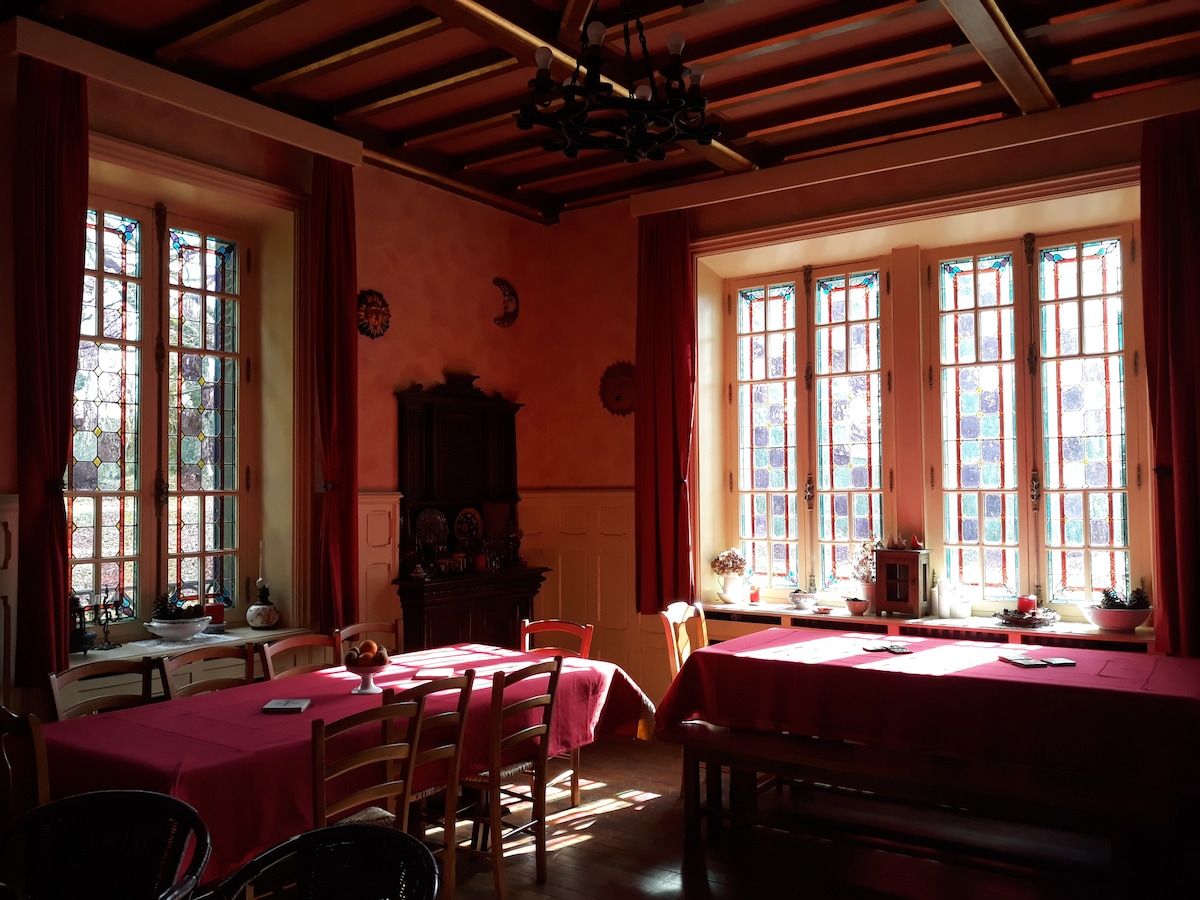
[
  {"left": 688, "top": 64, "right": 705, "bottom": 87},
  {"left": 534, "top": 46, "right": 553, "bottom": 70},
  {"left": 586, "top": 21, "right": 607, "bottom": 48},
  {"left": 667, "top": 32, "right": 686, "bottom": 56},
  {"left": 635, "top": 84, "right": 652, "bottom": 101}
]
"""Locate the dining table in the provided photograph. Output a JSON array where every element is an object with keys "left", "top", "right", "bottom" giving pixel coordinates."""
[
  {"left": 654, "top": 627, "right": 1200, "bottom": 861},
  {"left": 43, "top": 642, "right": 655, "bottom": 883}
]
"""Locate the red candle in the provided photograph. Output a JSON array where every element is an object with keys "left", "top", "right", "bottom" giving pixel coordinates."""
[
  {"left": 1017, "top": 594, "right": 1037, "bottom": 613},
  {"left": 749, "top": 586, "right": 760, "bottom": 603},
  {"left": 204, "top": 601, "right": 225, "bottom": 624}
]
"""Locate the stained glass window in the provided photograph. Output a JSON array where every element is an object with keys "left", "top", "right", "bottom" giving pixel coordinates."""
[
  {"left": 166, "top": 229, "right": 240, "bottom": 611},
  {"left": 813, "top": 271, "right": 883, "bottom": 588},
  {"left": 68, "top": 206, "right": 246, "bottom": 621},
  {"left": 936, "top": 253, "right": 1019, "bottom": 599},
  {"left": 735, "top": 281, "right": 799, "bottom": 586},
  {"left": 1040, "top": 238, "right": 1127, "bottom": 602}
]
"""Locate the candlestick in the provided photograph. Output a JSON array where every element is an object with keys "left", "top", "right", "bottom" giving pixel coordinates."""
[{"left": 259, "top": 540, "right": 264, "bottom": 582}]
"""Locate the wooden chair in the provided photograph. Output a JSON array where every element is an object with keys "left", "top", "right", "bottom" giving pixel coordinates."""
[
  {"left": 311, "top": 684, "right": 427, "bottom": 829},
  {"left": 259, "top": 632, "right": 341, "bottom": 680},
  {"left": 47, "top": 657, "right": 161, "bottom": 720},
  {"left": 660, "top": 600, "right": 709, "bottom": 678},
  {"left": 0, "top": 706, "right": 49, "bottom": 830},
  {"left": 392, "top": 671, "right": 475, "bottom": 900},
  {"left": 158, "top": 643, "right": 254, "bottom": 699},
  {"left": 520, "top": 618, "right": 595, "bottom": 805},
  {"left": 461, "top": 657, "right": 563, "bottom": 900},
  {"left": 520, "top": 618, "right": 594, "bottom": 657},
  {"left": 339, "top": 620, "right": 402, "bottom": 656}
]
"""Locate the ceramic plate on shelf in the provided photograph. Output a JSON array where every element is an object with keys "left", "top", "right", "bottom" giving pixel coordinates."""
[{"left": 454, "top": 507, "right": 482, "bottom": 544}]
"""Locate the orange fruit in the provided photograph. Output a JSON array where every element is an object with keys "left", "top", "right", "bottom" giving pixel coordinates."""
[{"left": 358, "top": 639, "right": 378, "bottom": 657}]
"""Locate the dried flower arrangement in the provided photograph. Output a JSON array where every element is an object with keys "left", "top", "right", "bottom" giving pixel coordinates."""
[
  {"left": 849, "top": 537, "right": 880, "bottom": 583},
  {"left": 711, "top": 548, "right": 747, "bottom": 578}
]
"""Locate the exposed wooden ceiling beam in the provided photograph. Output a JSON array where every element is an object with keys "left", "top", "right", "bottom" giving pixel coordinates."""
[
  {"left": 939, "top": 0, "right": 1058, "bottom": 112},
  {"left": 252, "top": 9, "right": 448, "bottom": 94},
  {"left": 556, "top": 0, "right": 595, "bottom": 49},
  {"left": 156, "top": 0, "right": 307, "bottom": 63},
  {"left": 333, "top": 49, "right": 517, "bottom": 121}
]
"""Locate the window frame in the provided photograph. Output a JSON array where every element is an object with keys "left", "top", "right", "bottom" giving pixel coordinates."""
[{"left": 66, "top": 194, "right": 262, "bottom": 635}]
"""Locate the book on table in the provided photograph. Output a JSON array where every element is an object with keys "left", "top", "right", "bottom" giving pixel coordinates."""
[{"left": 262, "top": 698, "right": 312, "bottom": 714}]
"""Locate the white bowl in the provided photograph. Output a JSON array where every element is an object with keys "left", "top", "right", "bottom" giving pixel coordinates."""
[
  {"left": 789, "top": 592, "right": 816, "bottom": 610},
  {"left": 1081, "top": 606, "right": 1151, "bottom": 632},
  {"left": 145, "top": 616, "right": 212, "bottom": 641}
]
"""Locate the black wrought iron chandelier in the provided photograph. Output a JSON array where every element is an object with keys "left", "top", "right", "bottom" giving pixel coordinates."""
[{"left": 515, "top": 1, "right": 719, "bottom": 162}]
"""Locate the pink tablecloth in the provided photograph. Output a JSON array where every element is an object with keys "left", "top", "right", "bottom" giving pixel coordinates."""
[
  {"left": 44, "top": 643, "right": 654, "bottom": 882},
  {"left": 655, "top": 628, "right": 1200, "bottom": 791}
]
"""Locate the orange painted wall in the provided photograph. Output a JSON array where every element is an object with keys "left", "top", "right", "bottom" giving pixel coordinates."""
[{"left": 353, "top": 165, "right": 638, "bottom": 494}]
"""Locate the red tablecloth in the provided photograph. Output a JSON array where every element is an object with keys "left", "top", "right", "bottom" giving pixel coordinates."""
[
  {"left": 44, "top": 643, "right": 654, "bottom": 881},
  {"left": 655, "top": 628, "right": 1200, "bottom": 791}
]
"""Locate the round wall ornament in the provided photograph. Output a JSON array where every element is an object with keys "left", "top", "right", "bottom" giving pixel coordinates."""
[
  {"left": 599, "top": 361, "right": 636, "bottom": 416},
  {"left": 357, "top": 289, "right": 391, "bottom": 338}
]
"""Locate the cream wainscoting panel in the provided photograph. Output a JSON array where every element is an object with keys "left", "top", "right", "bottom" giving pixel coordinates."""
[
  {"left": 520, "top": 489, "right": 674, "bottom": 703},
  {"left": 357, "top": 493, "right": 403, "bottom": 633}
]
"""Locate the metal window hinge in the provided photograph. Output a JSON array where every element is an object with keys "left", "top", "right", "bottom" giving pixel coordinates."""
[
  {"left": 1137, "top": 463, "right": 1142, "bottom": 489},
  {"left": 929, "top": 467, "right": 935, "bottom": 489},
  {"left": 246, "top": 357, "right": 253, "bottom": 383},
  {"left": 1131, "top": 236, "right": 1136, "bottom": 262},
  {"left": 246, "top": 466, "right": 252, "bottom": 492},
  {"left": 246, "top": 247, "right": 253, "bottom": 274},
  {"left": 804, "top": 361, "right": 812, "bottom": 392},
  {"left": 1133, "top": 350, "right": 1139, "bottom": 377},
  {"left": 926, "top": 264, "right": 931, "bottom": 291},
  {"left": 727, "top": 383, "right": 732, "bottom": 404},
  {"left": 887, "top": 370, "right": 892, "bottom": 393},
  {"left": 1027, "top": 342, "right": 1037, "bottom": 375},
  {"left": 726, "top": 293, "right": 732, "bottom": 316},
  {"left": 728, "top": 472, "right": 733, "bottom": 493},
  {"left": 885, "top": 271, "right": 891, "bottom": 295},
  {"left": 928, "top": 365, "right": 933, "bottom": 390},
  {"left": 889, "top": 469, "right": 894, "bottom": 491}
]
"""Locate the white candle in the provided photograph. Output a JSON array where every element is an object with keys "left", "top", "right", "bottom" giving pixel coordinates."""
[{"left": 259, "top": 540, "right": 264, "bottom": 582}]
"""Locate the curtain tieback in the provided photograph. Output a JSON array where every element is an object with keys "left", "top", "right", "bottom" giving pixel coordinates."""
[{"left": 322, "top": 482, "right": 335, "bottom": 491}]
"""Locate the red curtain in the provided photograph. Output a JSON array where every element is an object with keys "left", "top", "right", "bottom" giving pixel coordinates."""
[
  {"left": 13, "top": 58, "right": 89, "bottom": 685},
  {"left": 309, "top": 158, "right": 359, "bottom": 632},
  {"left": 1142, "top": 111, "right": 1200, "bottom": 657},
  {"left": 634, "top": 211, "right": 697, "bottom": 615}
]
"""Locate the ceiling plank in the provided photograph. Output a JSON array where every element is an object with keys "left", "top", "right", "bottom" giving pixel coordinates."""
[
  {"left": 333, "top": 49, "right": 518, "bottom": 121},
  {"left": 155, "top": 0, "right": 308, "bottom": 64},
  {"left": 555, "top": 0, "right": 595, "bottom": 49},
  {"left": 939, "top": 0, "right": 1058, "bottom": 112},
  {"left": 252, "top": 9, "right": 449, "bottom": 94}
]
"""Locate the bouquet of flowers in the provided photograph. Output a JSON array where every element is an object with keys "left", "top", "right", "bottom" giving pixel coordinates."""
[
  {"left": 711, "top": 548, "right": 747, "bottom": 578},
  {"left": 849, "top": 537, "right": 879, "bottom": 583}
]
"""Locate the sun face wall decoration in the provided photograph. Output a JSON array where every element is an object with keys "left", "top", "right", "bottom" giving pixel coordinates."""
[{"left": 357, "top": 289, "right": 391, "bottom": 338}]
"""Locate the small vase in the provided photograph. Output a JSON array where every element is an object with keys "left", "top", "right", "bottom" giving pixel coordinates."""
[
  {"left": 247, "top": 582, "right": 281, "bottom": 630},
  {"left": 716, "top": 577, "right": 748, "bottom": 603}
]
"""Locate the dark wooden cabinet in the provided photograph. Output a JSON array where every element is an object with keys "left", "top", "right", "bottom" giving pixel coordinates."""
[
  {"left": 393, "top": 374, "right": 545, "bottom": 650},
  {"left": 395, "top": 567, "right": 548, "bottom": 652},
  {"left": 871, "top": 549, "right": 931, "bottom": 617}
]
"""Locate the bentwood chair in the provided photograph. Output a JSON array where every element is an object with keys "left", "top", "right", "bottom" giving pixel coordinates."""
[
  {"left": 47, "top": 657, "right": 161, "bottom": 720},
  {"left": 520, "top": 618, "right": 595, "bottom": 805},
  {"left": 391, "top": 672, "right": 475, "bottom": 900},
  {"left": 259, "top": 632, "right": 341, "bottom": 680},
  {"left": 460, "top": 657, "right": 562, "bottom": 900},
  {"left": 0, "top": 789, "right": 210, "bottom": 900},
  {"left": 158, "top": 643, "right": 254, "bottom": 699},
  {"left": 660, "top": 601, "right": 709, "bottom": 679},
  {"left": 311, "top": 683, "right": 427, "bottom": 829},
  {"left": 197, "top": 824, "right": 438, "bottom": 900},
  {"left": 0, "top": 707, "right": 48, "bottom": 831},
  {"left": 338, "top": 620, "right": 402, "bottom": 656}
]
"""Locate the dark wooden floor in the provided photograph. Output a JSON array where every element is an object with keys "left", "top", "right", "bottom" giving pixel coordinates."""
[{"left": 446, "top": 735, "right": 1122, "bottom": 900}]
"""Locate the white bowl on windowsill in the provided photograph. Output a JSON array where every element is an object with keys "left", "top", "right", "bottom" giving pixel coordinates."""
[
  {"left": 145, "top": 616, "right": 211, "bottom": 641},
  {"left": 1080, "top": 606, "right": 1151, "bottom": 632}
]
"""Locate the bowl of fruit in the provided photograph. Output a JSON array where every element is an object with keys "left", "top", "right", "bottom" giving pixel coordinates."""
[{"left": 343, "top": 639, "right": 391, "bottom": 694}]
